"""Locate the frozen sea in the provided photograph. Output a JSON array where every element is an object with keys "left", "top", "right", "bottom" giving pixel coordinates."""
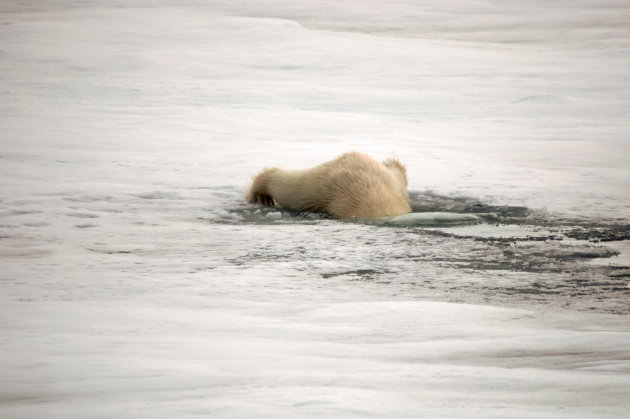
[{"left": 1, "top": 1, "right": 630, "bottom": 417}]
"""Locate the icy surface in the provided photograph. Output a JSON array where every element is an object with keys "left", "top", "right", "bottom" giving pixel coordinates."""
[{"left": 1, "top": 1, "right": 630, "bottom": 418}]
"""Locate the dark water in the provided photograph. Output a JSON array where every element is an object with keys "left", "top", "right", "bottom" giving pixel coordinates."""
[{"left": 217, "top": 190, "right": 630, "bottom": 315}]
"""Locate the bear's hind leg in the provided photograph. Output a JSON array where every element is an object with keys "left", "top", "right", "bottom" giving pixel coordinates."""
[
  {"left": 254, "top": 193, "right": 275, "bottom": 207},
  {"left": 246, "top": 168, "right": 277, "bottom": 207}
]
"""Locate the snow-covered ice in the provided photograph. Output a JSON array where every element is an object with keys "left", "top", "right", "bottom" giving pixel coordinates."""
[{"left": 1, "top": 1, "right": 630, "bottom": 417}]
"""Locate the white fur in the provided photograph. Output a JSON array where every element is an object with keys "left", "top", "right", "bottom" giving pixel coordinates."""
[{"left": 246, "top": 151, "right": 411, "bottom": 218}]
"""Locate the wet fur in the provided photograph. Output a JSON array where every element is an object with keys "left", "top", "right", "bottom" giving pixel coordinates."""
[{"left": 246, "top": 151, "right": 411, "bottom": 218}]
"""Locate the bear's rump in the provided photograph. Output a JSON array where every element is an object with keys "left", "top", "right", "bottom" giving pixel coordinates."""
[{"left": 323, "top": 165, "right": 409, "bottom": 218}]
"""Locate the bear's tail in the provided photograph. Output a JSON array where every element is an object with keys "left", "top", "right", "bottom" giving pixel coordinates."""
[
  {"left": 246, "top": 167, "right": 277, "bottom": 207},
  {"left": 383, "top": 157, "right": 408, "bottom": 186}
]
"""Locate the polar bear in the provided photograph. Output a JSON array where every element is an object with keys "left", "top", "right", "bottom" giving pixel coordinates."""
[{"left": 246, "top": 151, "right": 411, "bottom": 218}]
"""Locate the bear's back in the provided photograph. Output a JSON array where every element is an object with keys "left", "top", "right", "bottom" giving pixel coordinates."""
[{"left": 318, "top": 152, "right": 411, "bottom": 218}]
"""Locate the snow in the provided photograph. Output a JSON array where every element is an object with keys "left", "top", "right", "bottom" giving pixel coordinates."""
[{"left": 1, "top": 0, "right": 630, "bottom": 417}]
